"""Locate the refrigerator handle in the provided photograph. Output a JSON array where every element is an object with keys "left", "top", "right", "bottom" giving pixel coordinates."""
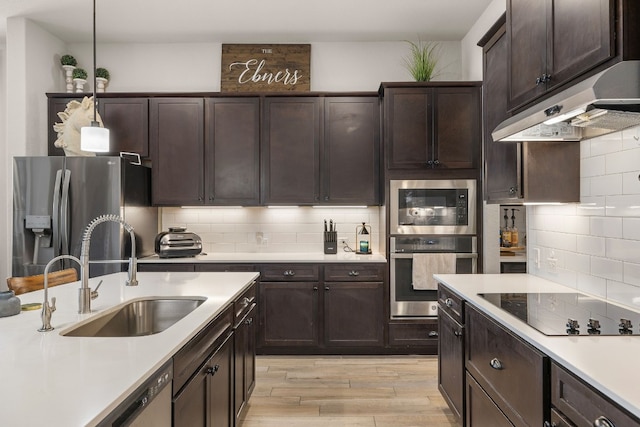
[
  {"left": 60, "top": 169, "right": 71, "bottom": 258},
  {"left": 52, "top": 169, "right": 63, "bottom": 258}
]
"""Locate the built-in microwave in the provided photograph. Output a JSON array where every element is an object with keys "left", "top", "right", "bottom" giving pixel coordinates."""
[{"left": 389, "top": 179, "right": 477, "bottom": 235}]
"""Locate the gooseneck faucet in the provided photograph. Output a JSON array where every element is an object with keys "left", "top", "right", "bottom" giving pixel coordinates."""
[
  {"left": 79, "top": 214, "right": 138, "bottom": 314},
  {"left": 39, "top": 254, "right": 82, "bottom": 332}
]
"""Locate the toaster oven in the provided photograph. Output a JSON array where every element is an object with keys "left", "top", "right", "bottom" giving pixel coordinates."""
[{"left": 154, "top": 227, "right": 202, "bottom": 258}]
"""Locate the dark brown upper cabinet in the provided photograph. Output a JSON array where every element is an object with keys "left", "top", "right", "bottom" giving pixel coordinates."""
[
  {"left": 47, "top": 94, "right": 149, "bottom": 158},
  {"left": 322, "top": 96, "right": 380, "bottom": 205},
  {"left": 481, "top": 14, "right": 581, "bottom": 204},
  {"left": 262, "top": 95, "right": 381, "bottom": 206},
  {"left": 150, "top": 97, "right": 260, "bottom": 206},
  {"left": 150, "top": 97, "right": 205, "bottom": 206},
  {"left": 205, "top": 98, "right": 260, "bottom": 206},
  {"left": 97, "top": 98, "right": 149, "bottom": 157},
  {"left": 381, "top": 83, "right": 481, "bottom": 171},
  {"left": 507, "top": 0, "right": 631, "bottom": 111},
  {"left": 261, "top": 97, "right": 322, "bottom": 205}
]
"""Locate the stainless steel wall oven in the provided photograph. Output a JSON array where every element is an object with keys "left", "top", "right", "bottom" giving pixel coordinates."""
[
  {"left": 389, "top": 179, "right": 478, "bottom": 318},
  {"left": 390, "top": 236, "right": 477, "bottom": 318}
]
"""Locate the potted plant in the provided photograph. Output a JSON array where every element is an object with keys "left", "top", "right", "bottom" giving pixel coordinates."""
[
  {"left": 72, "top": 67, "right": 88, "bottom": 92},
  {"left": 60, "top": 55, "right": 77, "bottom": 93},
  {"left": 403, "top": 40, "right": 440, "bottom": 82},
  {"left": 60, "top": 54, "right": 77, "bottom": 67},
  {"left": 95, "top": 67, "right": 110, "bottom": 92}
]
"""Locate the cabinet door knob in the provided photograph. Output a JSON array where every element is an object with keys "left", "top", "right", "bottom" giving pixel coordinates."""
[
  {"left": 489, "top": 358, "right": 503, "bottom": 370},
  {"left": 426, "top": 160, "right": 434, "bottom": 166},
  {"left": 454, "top": 329, "right": 462, "bottom": 338},
  {"left": 445, "top": 298, "right": 453, "bottom": 308},
  {"left": 433, "top": 159, "right": 440, "bottom": 166},
  {"left": 428, "top": 331, "right": 438, "bottom": 338},
  {"left": 313, "top": 286, "right": 318, "bottom": 291},
  {"left": 245, "top": 317, "right": 253, "bottom": 325},
  {"left": 325, "top": 286, "right": 330, "bottom": 291},
  {"left": 349, "top": 270, "right": 360, "bottom": 276},
  {"left": 206, "top": 364, "right": 220, "bottom": 376},
  {"left": 509, "top": 186, "right": 517, "bottom": 195},
  {"left": 536, "top": 76, "right": 543, "bottom": 85},
  {"left": 593, "top": 416, "right": 615, "bottom": 427}
]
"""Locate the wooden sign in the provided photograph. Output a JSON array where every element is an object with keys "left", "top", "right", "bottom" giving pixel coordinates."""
[{"left": 221, "top": 44, "right": 311, "bottom": 92}]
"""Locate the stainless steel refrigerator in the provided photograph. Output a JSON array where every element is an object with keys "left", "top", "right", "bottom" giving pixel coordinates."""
[{"left": 12, "top": 156, "right": 158, "bottom": 278}]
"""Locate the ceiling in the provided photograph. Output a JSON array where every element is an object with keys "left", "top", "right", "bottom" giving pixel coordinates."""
[{"left": 0, "top": 0, "right": 494, "bottom": 44}]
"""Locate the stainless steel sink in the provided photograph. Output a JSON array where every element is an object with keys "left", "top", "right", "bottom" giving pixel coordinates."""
[{"left": 62, "top": 297, "right": 207, "bottom": 337}]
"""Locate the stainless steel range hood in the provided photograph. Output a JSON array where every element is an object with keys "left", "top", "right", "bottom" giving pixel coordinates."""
[{"left": 492, "top": 61, "right": 640, "bottom": 142}]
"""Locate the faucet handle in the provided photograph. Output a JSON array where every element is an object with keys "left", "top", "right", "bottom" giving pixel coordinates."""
[{"left": 90, "top": 280, "right": 103, "bottom": 300}]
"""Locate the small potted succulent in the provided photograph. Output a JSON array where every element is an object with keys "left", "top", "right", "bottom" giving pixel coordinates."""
[
  {"left": 60, "top": 54, "right": 77, "bottom": 92},
  {"left": 95, "top": 67, "right": 110, "bottom": 92},
  {"left": 72, "top": 67, "right": 88, "bottom": 92}
]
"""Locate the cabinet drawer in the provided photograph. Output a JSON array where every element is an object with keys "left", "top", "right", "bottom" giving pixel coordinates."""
[
  {"left": 138, "top": 263, "right": 195, "bottom": 272},
  {"left": 173, "top": 305, "right": 233, "bottom": 395},
  {"left": 388, "top": 320, "right": 439, "bottom": 347},
  {"left": 466, "top": 304, "right": 547, "bottom": 427},
  {"left": 234, "top": 282, "right": 257, "bottom": 326},
  {"left": 323, "top": 263, "right": 385, "bottom": 281},
  {"left": 551, "top": 362, "right": 640, "bottom": 427},
  {"left": 195, "top": 263, "right": 257, "bottom": 272},
  {"left": 260, "top": 264, "right": 319, "bottom": 281},
  {"left": 437, "top": 283, "right": 463, "bottom": 324},
  {"left": 466, "top": 372, "right": 514, "bottom": 427}
]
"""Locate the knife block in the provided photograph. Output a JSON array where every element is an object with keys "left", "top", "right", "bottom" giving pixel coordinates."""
[{"left": 324, "top": 231, "right": 337, "bottom": 254}]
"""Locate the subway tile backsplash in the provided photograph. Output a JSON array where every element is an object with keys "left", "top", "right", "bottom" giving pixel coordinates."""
[
  {"left": 161, "top": 206, "right": 381, "bottom": 254},
  {"left": 528, "top": 125, "right": 640, "bottom": 309}
]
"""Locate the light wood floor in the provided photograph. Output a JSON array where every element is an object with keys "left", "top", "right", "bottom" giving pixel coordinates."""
[{"left": 238, "top": 355, "right": 459, "bottom": 427}]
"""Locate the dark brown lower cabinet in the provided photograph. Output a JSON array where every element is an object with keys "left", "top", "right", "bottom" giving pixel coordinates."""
[
  {"left": 258, "top": 281, "right": 320, "bottom": 348},
  {"left": 438, "top": 309, "right": 464, "bottom": 420},
  {"left": 323, "top": 281, "right": 384, "bottom": 347},
  {"left": 466, "top": 372, "right": 513, "bottom": 427},
  {"left": 550, "top": 362, "right": 640, "bottom": 427},
  {"left": 173, "top": 329, "right": 234, "bottom": 427},
  {"left": 234, "top": 303, "right": 256, "bottom": 422},
  {"left": 466, "top": 304, "right": 548, "bottom": 427}
]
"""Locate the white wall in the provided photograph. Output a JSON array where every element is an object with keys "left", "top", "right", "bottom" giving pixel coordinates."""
[
  {"left": 528, "top": 126, "right": 640, "bottom": 310},
  {"left": 64, "top": 40, "right": 462, "bottom": 93},
  {"left": 2, "top": 18, "right": 70, "bottom": 286}
]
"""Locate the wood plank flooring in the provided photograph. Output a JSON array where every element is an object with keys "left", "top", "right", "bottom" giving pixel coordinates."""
[{"left": 238, "top": 355, "right": 458, "bottom": 427}]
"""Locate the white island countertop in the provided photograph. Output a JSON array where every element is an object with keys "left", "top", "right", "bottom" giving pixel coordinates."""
[
  {"left": 140, "top": 252, "right": 387, "bottom": 263},
  {"left": 0, "top": 271, "right": 258, "bottom": 427},
  {"left": 434, "top": 273, "right": 640, "bottom": 420}
]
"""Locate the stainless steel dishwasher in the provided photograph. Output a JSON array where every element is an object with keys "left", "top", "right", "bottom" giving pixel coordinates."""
[{"left": 97, "top": 359, "right": 173, "bottom": 427}]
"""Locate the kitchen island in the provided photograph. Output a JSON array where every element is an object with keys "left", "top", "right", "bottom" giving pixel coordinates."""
[
  {"left": 434, "top": 273, "right": 640, "bottom": 423},
  {"left": 0, "top": 271, "right": 258, "bottom": 427}
]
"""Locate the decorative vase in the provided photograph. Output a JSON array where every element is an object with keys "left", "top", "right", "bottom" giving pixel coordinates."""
[
  {"left": 62, "top": 65, "right": 75, "bottom": 93},
  {"left": 96, "top": 77, "right": 108, "bottom": 93},
  {"left": 73, "top": 78, "right": 87, "bottom": 93}
]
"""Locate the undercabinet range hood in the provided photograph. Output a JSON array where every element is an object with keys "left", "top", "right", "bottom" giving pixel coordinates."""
[{"left": 493, "top": 61, "right": 640, "bottom": 142}]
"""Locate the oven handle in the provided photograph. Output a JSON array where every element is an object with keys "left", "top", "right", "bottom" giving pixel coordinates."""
[{"left": 390, "top": 253, "right": 478, "bottom": 259}]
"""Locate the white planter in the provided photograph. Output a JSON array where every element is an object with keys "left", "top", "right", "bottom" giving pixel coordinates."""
[
  {"left": 73, "top": 78, "right": 87, "bottom": 93},
  {"left": 96, "top": 77, "right": 109, "bottom": 93},
  {"left": 62, "top": 65, "right": 75, "bottom": 93}
]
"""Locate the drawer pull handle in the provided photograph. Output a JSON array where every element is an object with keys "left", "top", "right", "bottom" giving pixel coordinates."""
[
  {"left": 445, "top": 298, "right": 453, "bottom": 308},
  {"left": 428, "top": 331, "right": 438, "bottom": 338},
  {"left": 283, "top": 270, "right": 296, "bottom": 277},
  {"left": 594, "top": 416, "right": 615, "bottom": 427},
  {"left": 349, "top": 270, "right": 360, "bottom": 276},
  {"left": 489, "top": 358, "right": 503, "bottom": 370}
]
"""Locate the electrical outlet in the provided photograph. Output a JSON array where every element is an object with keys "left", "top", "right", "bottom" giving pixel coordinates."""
[{"left": 547, "top": 250, "right": 558, "bottom": 273}]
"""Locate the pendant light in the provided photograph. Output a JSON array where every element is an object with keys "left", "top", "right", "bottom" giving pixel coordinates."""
[{"left": 80, "top": 0, "right": 109, "bottom": 153}]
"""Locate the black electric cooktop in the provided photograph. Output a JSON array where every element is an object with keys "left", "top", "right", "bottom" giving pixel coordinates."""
[{"left": 478, "top": 292, "right": 640, "bottom": 336}]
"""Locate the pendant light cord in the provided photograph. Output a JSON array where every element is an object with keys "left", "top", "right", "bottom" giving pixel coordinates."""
[{"left": 92, "top": 0, "right": 97, "bottom": 126}]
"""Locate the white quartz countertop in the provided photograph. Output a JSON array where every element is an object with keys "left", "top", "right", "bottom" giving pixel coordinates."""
[
  {"left": 433, "top": 273, "right": 640, "bottom": 420},
  {"left": 140, "top": 252, "right": 387, "bottom": 263},
  {"left": 0, "top": 271, "right": 258, "bottom": 427}
]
